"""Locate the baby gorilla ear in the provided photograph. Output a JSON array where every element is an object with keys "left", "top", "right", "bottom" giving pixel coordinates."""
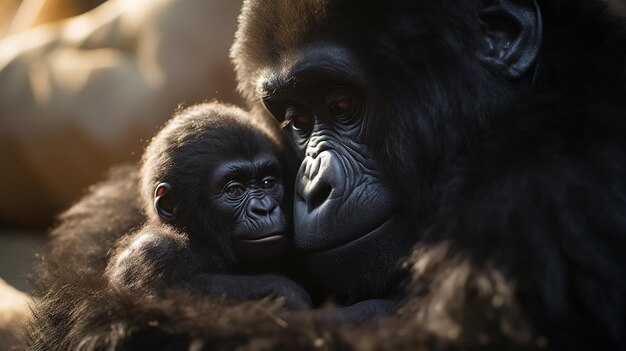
[{"left": 154, "top": 182, "right": 176, "bottom": 221}]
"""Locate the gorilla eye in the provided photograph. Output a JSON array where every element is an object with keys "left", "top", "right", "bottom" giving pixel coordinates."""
[
  {"left": 225, "top": 183, "right": 246, "bottom": 198},
  {"left": 260, "top": 177, "right": 278, "bottom": 189},
  {"left": 285, "top": 105, "right": 313, "bottom": 133},
  {"left": 326, "top": 89, "right": 355, "bottom": 118}
]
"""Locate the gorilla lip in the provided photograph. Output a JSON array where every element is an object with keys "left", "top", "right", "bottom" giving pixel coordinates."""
[{"left": 239, "top": 232, "right": 284, "bottom": 243}]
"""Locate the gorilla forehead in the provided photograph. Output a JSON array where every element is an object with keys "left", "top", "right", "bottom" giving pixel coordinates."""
[
  {"left": 232, "top": 0, "right": 483, "bottom": 100},
  {"left": 151, "top": 104, "right": 276, "bottom": 155},
  {"left": 258, "top": 45, "right": 368, "bottom": 105}
]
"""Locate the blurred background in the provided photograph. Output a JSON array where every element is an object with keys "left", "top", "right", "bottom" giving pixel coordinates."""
[{"left": 0, "top": 0, "right": 243, "bottom": 297}]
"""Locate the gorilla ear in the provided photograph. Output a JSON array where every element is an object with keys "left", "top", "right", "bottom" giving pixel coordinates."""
[
  {"left": 477, "top": 0, "right": 542, "bottom": 80},
  {"left": 154, "top": 182, "right": 176, "bottom": 221}
]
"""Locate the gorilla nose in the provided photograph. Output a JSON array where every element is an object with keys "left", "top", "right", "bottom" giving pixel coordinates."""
[
  {"left": 248, "top": 197, "right": 277, "bottom": 217},
  {"left": 297, "top": 151, "right": 344, "bottom": 213},
  {"left": 305, "top": 179, "right": 332, "bottom": 212}
]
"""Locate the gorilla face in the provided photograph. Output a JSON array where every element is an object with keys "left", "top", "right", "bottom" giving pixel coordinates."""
[
  {"left": 210, "top": 156, "right": 285, "bottom": 239},
  {"left": 263, "top": 45, "right": 396, "bottom": 251},
  {"left": 262, "top": 45, "right": 409, "bottom": 299}
]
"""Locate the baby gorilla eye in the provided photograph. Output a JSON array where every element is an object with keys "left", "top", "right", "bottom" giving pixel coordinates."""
[
  {"left": 261, "top": 177, "right": 278, "bottom": 189},
  {"left": 225, "top": 183, "right": 246, "bottom": 198}
]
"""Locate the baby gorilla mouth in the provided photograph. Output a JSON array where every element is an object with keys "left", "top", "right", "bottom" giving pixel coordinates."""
[{"left": 234, "top": 230, "right": 288, "bottom": 265}]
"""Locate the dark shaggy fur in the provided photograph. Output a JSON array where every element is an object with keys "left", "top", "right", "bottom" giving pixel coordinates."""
[{"left": 26, "top": 0, "right": 626, "bottom": 350}]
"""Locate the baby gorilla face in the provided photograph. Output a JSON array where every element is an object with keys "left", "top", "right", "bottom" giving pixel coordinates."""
[{"left": 211, "top": 154, "right": 287, "bottom": 262}]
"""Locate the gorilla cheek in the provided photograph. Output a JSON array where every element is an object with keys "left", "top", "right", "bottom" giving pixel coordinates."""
[
  {"left": 294, "top": 149, "right": 395, "bottom": 251},
  {"left": 293, "top": 148, "right": 413, "bottom": 299}
]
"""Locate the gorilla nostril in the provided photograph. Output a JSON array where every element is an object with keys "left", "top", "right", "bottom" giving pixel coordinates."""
[
  {"left": 249, "top": 198, "right": 276, "bottom": 217},
  {"left": 307, "top": 183, "right": 332, "bottom": 212},
  {"left": 251, "top": 207, "right": 268, "bottom": 216}
]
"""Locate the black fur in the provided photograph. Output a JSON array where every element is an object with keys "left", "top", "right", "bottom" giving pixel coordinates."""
[{"left": 27, "top": 1, "right": 626, "bottom": 350}]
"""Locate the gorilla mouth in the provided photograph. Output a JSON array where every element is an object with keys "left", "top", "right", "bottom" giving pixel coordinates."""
[
  {"left": 304, "top": 213, "right": 395, "bottom": 254},
  {"left": 239, "top": 232, "right": 284, "bottom": 243}
]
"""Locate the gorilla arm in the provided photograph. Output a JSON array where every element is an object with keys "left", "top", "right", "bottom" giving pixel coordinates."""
[
  {"left": 107, "top": 224, "right": 311, "bottom": 309},
  {"left": 294, "top": 299, "right": 397, "bottom": 324}
]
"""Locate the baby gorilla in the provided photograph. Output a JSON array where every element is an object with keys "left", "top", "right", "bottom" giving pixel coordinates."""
[{"left": 106, "top": 103, "right": 310, "bottom": 308}]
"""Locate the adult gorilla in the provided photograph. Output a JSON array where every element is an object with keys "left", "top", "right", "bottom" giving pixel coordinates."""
[
  {"left": 27, "top": 0, "right": 626, "bottom": 350},
  {"left": 231, "top": 0, "right": 626, "bottom": 348}
]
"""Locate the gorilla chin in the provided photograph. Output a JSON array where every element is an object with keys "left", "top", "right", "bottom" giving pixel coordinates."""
[
  {"left": 294, "top": 168, "right": 409, "bottom": 300},
  {"left": 293, "top": 204, "right": 395, "bottom": 253},
  {"left": 300, "top": 215, "right": 411, "bottom": 302},
  {"left": 293, "top": 171, "right": 410, "bottom": 301}
]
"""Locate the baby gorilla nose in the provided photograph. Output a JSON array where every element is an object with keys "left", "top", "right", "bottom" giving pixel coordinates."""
[
  {"left": 236, "top": 193, "right": 286, "bottom": 262},
  {"left": 240, "top": 194, "right": 285, "bottom": 244}
]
